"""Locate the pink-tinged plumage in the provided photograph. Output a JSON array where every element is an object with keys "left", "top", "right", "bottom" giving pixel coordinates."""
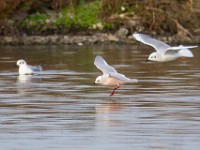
[
  {"left": 94, "top": 55, "right": 137, "bottom": 97},
  {"left": 105, "top": 76, "right": 125, "bottom": 86}
]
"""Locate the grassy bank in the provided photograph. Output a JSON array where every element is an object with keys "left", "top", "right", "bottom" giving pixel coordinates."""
[
  {"left": 19, "top": 0, "right": 115, "bottom": 35},
  {"left": 0, "top": 0, "right": 200, "bottom": 37}
]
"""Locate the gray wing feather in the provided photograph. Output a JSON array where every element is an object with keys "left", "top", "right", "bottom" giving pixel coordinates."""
[
  {"left": 164, "top": 50, "right": 179, "bottom": 55},
  {"left": 166, "top": 45, "right": 198, "bottom": 50},
  {"left": 165, "top": 48, "right": 193, "bottom": 57},
  {"left": 164, "top": 45, "right": 197, "bottom": 55},
  {"left": 133, "top": 33, "right": 171, "bottom": 52},
  {"left": 29, "top": 65, "right": 43, "bottom": 72},
  {"left": 94, "top": 55, "right": 117, "bottom": 74},
  {"left": 109, "top": 72, "right": 131, "bottom": 82}
]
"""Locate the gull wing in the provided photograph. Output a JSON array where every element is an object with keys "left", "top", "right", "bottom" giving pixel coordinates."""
[
  {"left": 164, "top": 45, "right": 197, "bottom": 55},
  {"left": 109, "top": 72, "right": 131, "bottom": 82},
  {"left": 133, "top": 33, "right": 171, "bottom": 52},
  {"left": 94, "top": 55, "right": 137, "bottom": 83},
  {"left": 164, "top": 50, "right": 178, "bottom": 55},
  {"left": 165, "top": 48, "right": 193, "bottom": 57},
  {"left": 29, "top": 65, "right": 43, "bottom": 72},
  {"left": 166, "top": 45, "right": 198, "bottom": 50},
  {"left": 94, "top": 55, "right": 117, "bottom": 74},
  {"left": 178, "top": 49, "right": 193, "bottom": 57}
]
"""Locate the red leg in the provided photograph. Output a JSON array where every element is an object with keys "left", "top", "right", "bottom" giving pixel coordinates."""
[{"left": 109, "top": 86, "right": 120, "bottom": 97}]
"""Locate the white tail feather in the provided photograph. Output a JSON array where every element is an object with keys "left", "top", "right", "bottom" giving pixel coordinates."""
[{"left": 178, "top": 49, "right": 193, "bottom": 57}]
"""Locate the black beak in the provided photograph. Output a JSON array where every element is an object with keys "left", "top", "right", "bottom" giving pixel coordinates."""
[{"left": 145, "top": 59, "right": 149, "bottom": 63}]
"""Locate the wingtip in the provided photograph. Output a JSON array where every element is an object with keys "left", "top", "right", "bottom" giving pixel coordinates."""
[
  {"left": 132, "top": 32, "right": 140, "bottom": 39},
  {"left": 133, "top": 32, "right": 147, "bottom": 41},
  {"left": 129, "top": 79, "right": 138, "bottom": 83},
  {"left": 94, "top": 55, "right": 103, "bottom": 63},
  {"left": 178, "top": 45, "right": 198, "bottom": 49},
  {"left": 94, "top": 55, "right": 107, "bottom": 70},
  {"left": 94, "top": 55, "right": 100, "bottom": 62},
  {"left": 95, "top": 55, "right": 103, "bottom": 59},
  {"left": 192, "top": 45, "right": 198, "bottom": 48}
]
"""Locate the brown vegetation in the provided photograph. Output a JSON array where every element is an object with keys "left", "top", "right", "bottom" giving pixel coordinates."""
[
  {"left": 0, "top": 0, "right": 200, "bottom": 37},
  {"left": 102, "top": 0, "right": 200, "bottom": 37}
]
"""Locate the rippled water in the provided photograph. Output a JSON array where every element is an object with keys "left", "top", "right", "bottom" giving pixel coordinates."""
[{"left": 0, "top": 44, "right": 200, "bottom": 150}]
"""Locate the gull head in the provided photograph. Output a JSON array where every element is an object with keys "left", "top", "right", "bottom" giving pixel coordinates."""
[
  {"left": 17, "top": 59, "right": 27, "bottom": 67},
  {"left": 94, "top": 76, "right": 103, "bottom": 84},
  {"left": 147, "top": 52, "right": 159, "bottom": 62}
]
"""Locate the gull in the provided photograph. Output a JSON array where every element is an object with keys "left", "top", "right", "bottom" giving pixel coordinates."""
[
  {"left": 16, "top": 59, "right": 43, "bottom": 75},
  {"left": 133, "top": 33, "right": 198, "bottom": 62},
  {"left": 94, "top": 55, "right": 137, "bottom": 97}
]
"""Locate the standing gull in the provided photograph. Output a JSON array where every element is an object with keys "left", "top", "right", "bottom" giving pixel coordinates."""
[
  {"left": 133, "top": 33, "right": 198, "bottom": 62},
  {"left": 94, "top": 55, "right": 137, "bottom": 97},
  {"left": 16, "top": 59, "right": 43, "bottom": 75}
]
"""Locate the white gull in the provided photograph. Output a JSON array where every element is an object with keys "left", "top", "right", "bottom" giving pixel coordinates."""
[
  {"left": 16, "top": 59, "right": 43, "bottom": 75},
  {"left": 133, "top": 33, "right": 198, "bottom": 62}
]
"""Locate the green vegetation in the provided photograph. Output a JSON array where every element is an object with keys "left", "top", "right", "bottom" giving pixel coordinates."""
[
  {"left": 0, "top": 0, "right": 200, "bottom": 36},
  {"left": 19, "top": 0, "right": 111, "bottom": 34}
]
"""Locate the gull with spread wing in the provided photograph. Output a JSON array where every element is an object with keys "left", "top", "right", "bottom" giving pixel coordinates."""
[
  {"left": 94, "top": 55, "right": 137, "bottom": 97},
  {"left": 16, "top": 59, "right": 43, "bottom": 75},
  {"left": 133, "top": 33, "right": 198, "bottom": 62}
]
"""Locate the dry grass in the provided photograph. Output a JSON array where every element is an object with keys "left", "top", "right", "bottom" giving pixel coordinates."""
[
  {"left": 101, "top": 0, "right": 200, "bottom": 36},
  {"left": 0, "top": 0, "right": 200, "bottom": 36}
]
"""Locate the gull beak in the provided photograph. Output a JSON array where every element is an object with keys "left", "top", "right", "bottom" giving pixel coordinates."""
[{"left": 145, "top": 59, "right": 149, "bottom": 63}]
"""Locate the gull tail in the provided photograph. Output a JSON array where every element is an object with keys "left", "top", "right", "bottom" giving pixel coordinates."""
[
  {"left": 178, "top": 48, "right": 193, "bottom": 58},
  {"left": 38, "top": 65, "right": 43, "bottom": 71}
]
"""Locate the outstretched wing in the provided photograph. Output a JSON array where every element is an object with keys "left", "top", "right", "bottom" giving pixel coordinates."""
[
  {"left": 164, "top": 45, "right": 197, "bottom": 55},
  {"left": 166, "top": 45, "right": 198, "bottom": 50},
  {"left": 178, "top": 48, "right": 194, "bottom": 57},
  {"left": 94, "top": 55, "right": 137, "bottom": 83},
  {"left": 133, "top": 33, "right": 171, "bottom": 52},
  {"left": 165, "top": 48, "right": 194, "bottom": 57},
  {"left": 94, "top": 55, "right": 117, "bottom": 74},
  {"left": 110, "top": 72, "right": 137, "bottom": 83}
]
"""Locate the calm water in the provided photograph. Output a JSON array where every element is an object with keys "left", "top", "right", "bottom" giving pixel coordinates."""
[{"left": 0, "top": 44, "right": 200, "bottom": 150}]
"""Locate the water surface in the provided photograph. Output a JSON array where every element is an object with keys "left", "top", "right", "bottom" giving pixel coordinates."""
[{"left": 0, "top": 44, "right": 200, "bottom": 150}]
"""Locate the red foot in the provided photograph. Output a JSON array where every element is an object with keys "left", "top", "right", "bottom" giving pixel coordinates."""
[
  {"left": 109, "top": 86, "right": 120, "bottom": 97},
  {"left": 180, "top": 57, "right": 186, "bottom": 60}
]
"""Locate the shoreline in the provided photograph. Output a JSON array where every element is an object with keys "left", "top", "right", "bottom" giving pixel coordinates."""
[{"left": 0, "top": 32, "right": 199, "bottom": 46}]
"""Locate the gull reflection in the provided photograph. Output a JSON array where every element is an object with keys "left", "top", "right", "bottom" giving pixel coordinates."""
[
  {"left": 16, "top": 75, "right": 42, "bottom": 94},
  {"left": 17, "top": 74, "right": 32, "bottom": 84},
  {"left": 95, "top": 102, "right": 122, "bottom": 129},
  {"left": 95, "top": 102, "right": 122, "bottom": 114},
  {"left": 16, "top": 75, "right": 32, "bottom": 94}
]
